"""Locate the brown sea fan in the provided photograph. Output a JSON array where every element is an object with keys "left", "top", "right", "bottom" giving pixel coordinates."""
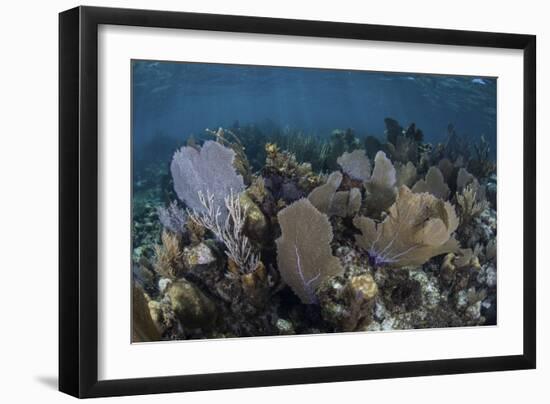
[
  {"left": 354, "top": 186, "right": 460, "bottom": 268},
  {"left": 276, "top": 199, "right": 343, "bottom": 304}
]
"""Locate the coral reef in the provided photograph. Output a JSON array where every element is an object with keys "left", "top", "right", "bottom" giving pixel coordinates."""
[{"left": 132, "top": 118, "right": 497, "bottom": 341}]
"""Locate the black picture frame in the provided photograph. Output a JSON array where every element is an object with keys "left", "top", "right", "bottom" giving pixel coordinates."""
[{"left": 59, "top": 5, "right": 536, "bottom": 398}]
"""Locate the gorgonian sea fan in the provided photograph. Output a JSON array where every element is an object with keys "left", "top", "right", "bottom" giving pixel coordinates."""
[
  {"left": 336, "top": 149, "right": 371, "bottom": 181},
  {"left": 353, "top": 186, "right": 460, "bottom": 268},
  {"left": 276, "top": 199, "right": 343, "bottom": 304},
  {"left": 170, "top": 140, "right": 244, "bottom": 218}
]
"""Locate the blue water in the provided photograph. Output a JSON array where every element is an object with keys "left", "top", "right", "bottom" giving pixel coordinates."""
[{"left": 132, "top": 60, "right": 496, "bottom": 163}]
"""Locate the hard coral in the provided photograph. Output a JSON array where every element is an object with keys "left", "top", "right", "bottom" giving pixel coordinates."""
[
  {"left": 354, "top": 186, "right": 460, "bottom": 268},
  {"left": 188, "top": 190, "right": 261, "bottom": 274}
]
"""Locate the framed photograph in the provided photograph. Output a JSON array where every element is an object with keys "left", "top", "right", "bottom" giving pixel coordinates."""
[{"left": 59, "top": 6, "right": 536, "bottom": 398}]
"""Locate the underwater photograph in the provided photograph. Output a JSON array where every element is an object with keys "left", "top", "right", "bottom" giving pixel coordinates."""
[{"left": 131, "top": 60, "right": 497, "bottom": 343}]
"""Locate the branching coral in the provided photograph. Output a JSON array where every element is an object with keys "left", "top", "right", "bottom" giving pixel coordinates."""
[
  {"left": 456, "top": 167, "right": 475, "bottom": 191},
  {"left": 188, "top": 189, "right": 260, "bottom": 274},
  {"left": 276, "top": 199, "right": 343, "bottom": 304},
  {"left": 154, "top": 230, "right": 185, "bottom": 279},
  {"left": 383, "top": 118, "right": 421, "bottom": 164},
  {"left": 354, "top": 186, "right": 460, "bottom": 268},
  {"left": 468, "top": 135, "right": 495, "bottom": 179},
  {"left": 435, "top": 124, "right": 472, "bottom": 163},
  {"left": 437, "top": 158, "right": 455, "bottom": 183},
  {"left": 157, "top": 200, "right": 187, "bottom": 235},
  {"left": 385, "top": 135, "right": 418, "bottom": 164},
  {"left": 456, "top": 182, "right": 489, "bottom": 226}
]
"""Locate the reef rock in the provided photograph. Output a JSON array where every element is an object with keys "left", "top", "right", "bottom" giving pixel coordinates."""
[
  {"left": 132, "top": 285, "right": 161, "bottom": 342},
  {"left": 239, "top": 193, "right": 268, "bottom": 244},
  {"left": 166, "top": 279, "right": 217, "bottom": 328},
  {"left": 182, "top": 242, "right": 217, "bottom": 272}
]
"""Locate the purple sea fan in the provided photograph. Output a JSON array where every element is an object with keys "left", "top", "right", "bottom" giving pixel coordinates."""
[
  {"left": 157, "top": 201, "right": 188, "bottom": 235},
  {"left": 170, "top": 140, "right": 244, "bottom": 219}
]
